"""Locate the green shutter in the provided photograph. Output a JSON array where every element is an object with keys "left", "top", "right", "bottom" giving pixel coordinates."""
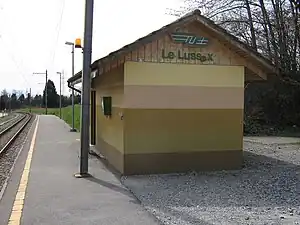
[{"left": 102, "top": 96, "right": 112, "bottom": 116}]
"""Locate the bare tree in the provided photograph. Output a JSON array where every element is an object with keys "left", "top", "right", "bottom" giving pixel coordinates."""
[
  {"left": 169, "top": 0, "right": 300, "bottom": 133},
  {"left": 170, "top": 0, "right": 300, "bottom": 74}
]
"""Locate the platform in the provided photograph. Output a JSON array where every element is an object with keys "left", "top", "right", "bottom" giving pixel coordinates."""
[{"left": 0, "top": 115, "right": 159, "bottom": 225}]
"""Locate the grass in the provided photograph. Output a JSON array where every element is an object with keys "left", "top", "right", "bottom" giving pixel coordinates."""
[{"left": 19, "top": 105, "right": 81, "bottom": 131}]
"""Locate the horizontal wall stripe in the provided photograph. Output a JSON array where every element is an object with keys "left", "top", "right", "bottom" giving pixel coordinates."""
[
  {"left": 124, "top": 61, "right": 244, "bottom": 87},
  {"left": 123, "top": 150, "right": 243, "bottom": 175},
  {"left": 95, "top": 87, "right": 124, "bottom": 107},
  {"left": 123, "top": 85, "right": 244, "bottom": 109},
  {"left": 124, "top": 108, "right": 243, "bottom": 154}
]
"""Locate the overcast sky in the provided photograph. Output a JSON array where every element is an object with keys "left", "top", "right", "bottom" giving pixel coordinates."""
[{"left": 0, "top": 0, "right": 182, "bottom": 96}]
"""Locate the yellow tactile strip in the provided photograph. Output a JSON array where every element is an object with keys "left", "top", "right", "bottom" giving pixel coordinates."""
[{"left": 7, "top": 116, "right": 39, "bottom": 225}]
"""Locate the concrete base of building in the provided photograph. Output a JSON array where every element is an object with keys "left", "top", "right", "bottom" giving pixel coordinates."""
[{"left": 94, "top": 140, "right": 243, "bottom": 175}]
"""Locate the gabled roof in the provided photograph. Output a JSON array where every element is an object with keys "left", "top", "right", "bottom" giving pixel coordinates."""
[{"left": 68, "top": 9, "right": 278, "bottom": 85}]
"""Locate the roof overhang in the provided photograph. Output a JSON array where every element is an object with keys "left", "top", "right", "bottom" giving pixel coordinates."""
[
  {"left": 67, "top": 9, "right": 278, "bottom": 85},
  {"left": 67, "top": 69, "right": 98, "bottom": 86},
  {"left": 194, "top": 16, "right": 279, "bottom": 78}
]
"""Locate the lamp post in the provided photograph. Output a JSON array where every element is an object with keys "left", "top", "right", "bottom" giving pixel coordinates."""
[
  {"left": 56, "top": 72, "right": 62, "bottom": 119},
  {"left": 33, "top": 70, "right": 48, "bottom": 115},
  {"left": 65, "top": 41, "right": 78, "bottom": 132},
  {"left": 29, "top": 88, "right": 32, "bottom": 113}
]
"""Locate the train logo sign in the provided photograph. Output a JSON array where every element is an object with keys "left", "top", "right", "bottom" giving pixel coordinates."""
[{"left": 170, "top": 32, "right": 209, "bottom": 46}]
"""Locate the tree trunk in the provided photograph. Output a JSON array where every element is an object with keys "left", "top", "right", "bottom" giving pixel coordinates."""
[
  {"left": 245, "top": 0, "right": 257, "bottom": 50},
  {"left": 259, "top": 0, "right": 280, "bottom": 68}
]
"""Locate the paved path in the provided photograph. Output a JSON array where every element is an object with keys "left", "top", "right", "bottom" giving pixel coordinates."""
[{"left": 0, "top": 115, "right": 160, "bottom": 225}]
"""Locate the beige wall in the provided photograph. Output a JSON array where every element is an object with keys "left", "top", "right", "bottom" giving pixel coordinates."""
[
  {"left": 93, "top": 61, "right": 245, "bottom": 174},
  {"left": 93, "top": 66, "right": 125, "bottom": 172},
  {"left": 123, "top": 61, "right": 244, "bottom": 154}
]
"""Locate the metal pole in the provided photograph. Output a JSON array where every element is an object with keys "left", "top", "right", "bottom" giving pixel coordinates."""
[
  {"left": 45, "top": 70, "right": 48, "bottom": 115},
  {"left": 76, "top": 0, "right": 94, "bottom": 177},
  {"left": 33, "top": 71, "right": 48, "bottom": 112},
  {"left": 8, "top": 94, "right": 11, "bottom": 113},
  {"left": 71, "top": 44, "right": 76, "bottom": 132},
  {"left": 59, "top": 72, "right": 62, "bottom": 119},
  {"left": 62, "top": 71, "right": 65, "bottom": 96},
  {"left": 29, "top": 88, "right": 32, "bottom": 113}
]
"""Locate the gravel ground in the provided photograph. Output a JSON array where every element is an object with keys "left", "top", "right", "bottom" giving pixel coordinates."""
[
  {"left": 0, "top": 113, "right": 19, "bottom": 130},
  {"left": 0, "top": 114, "right": 29, "bottom": 150},
  {"left": 0, "top": 113, "right": 7, "bottom": 118},
  {"left": 121, "top": 141, "right": 300, "bottom": 225},
  {"left": 0, "top": 115, "right": 10, "bottom": 123},
  {"left": 0, "top": 115, "right": 35, "bottom": 198}
]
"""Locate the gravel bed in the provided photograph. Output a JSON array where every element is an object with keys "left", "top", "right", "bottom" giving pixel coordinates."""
[
  {"left": 0, "top": 113, "right": 21, "bottom": 132},
  {"left": 0, "top": 115, "right": 11, "bottom": 123},
  {"left": 0, "top": 115, "right": 35, "bottom": 196},
  {"left": 0, "top": 114, "right": 29, "bottom": 150},
  {"left": 0, "top": 112, "right": 17, "bottom": 121},
  {"left": 121, "top": 141, "right": 300, "bottom": 225},
  {"left": 0, "top": 113, "right": 8, "bottom": 118}
]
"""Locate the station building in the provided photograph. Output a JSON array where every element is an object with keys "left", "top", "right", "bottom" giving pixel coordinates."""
[{"left": 68, "top": 10, "right": 277, "bottom": 175}]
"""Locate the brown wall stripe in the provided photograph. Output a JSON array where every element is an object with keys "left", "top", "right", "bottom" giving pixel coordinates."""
[
  {"left": 123, "top": 85, "right": 244, "bottom": 109},
  {"left": 124, "top": 108, "right": 244, "bottom": 154}
]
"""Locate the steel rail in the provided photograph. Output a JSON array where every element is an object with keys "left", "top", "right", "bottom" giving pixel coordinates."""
[
  {"left": 0, "top": 113, "right": 32, "bottom": 155},
  {"left": 0, "top": 114, "right": 20, "bottom": 128},
  {"left": 0, "top": 114, "right": 26, "bottom": 136}
]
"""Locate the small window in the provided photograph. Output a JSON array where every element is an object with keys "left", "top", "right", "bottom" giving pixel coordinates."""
[{"left": 101, "top": 96, "right": 112, "bottom": 116}]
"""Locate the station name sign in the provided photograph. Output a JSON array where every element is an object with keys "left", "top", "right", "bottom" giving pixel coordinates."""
[{"left": 161, "top": 49, "right": 214, "bottom": 62}]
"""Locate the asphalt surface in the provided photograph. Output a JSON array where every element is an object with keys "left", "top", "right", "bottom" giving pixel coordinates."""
[
  {"left": 0, "top": 115, "right": 160, "bottom": 225},
  {"left": 0, "top": 116, "right": 37, "bottom": 225}
]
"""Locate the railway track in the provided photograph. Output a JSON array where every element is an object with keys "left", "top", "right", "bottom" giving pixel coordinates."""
[
  {"left": 0, "top": 113, "right": 32, "bottom": 155},
  {"left": 0, "top": 113, "right": 20, "bottom": 130}
]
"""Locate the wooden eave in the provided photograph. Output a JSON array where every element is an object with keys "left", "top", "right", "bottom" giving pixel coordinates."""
[
  {"left": 193, "top": 15, "right": 278, "bottom": 77},
  {"left": 67, "top": 9, "right": 278, "bottom": 85}
]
